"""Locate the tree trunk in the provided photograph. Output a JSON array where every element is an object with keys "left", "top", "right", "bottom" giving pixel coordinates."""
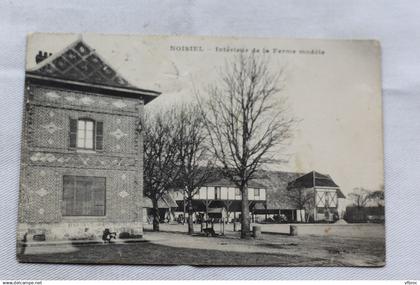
[
  {"left": 187, "top": 197, "right": 194, "bottom": 235},
  {"left": 152, "top": 198, "right": 160, "bottom": 231},
  {"left": 240, "top": 185, "right": 251, "bottom": 239}
]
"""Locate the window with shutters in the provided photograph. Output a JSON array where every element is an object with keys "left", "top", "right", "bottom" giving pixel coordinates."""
[
  {"left": 69, "top": 118, "right": 103, "bottom": 150},
  {"left": 62, "top": 175, "right": 106, "bottom": 216}
]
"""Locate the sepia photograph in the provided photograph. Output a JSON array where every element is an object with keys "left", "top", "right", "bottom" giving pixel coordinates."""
[{"left": 16, "top": 33, "right": 384, "bottom": 266}]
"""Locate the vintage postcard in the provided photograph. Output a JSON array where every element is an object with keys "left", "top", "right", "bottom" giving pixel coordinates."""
[{"left": 16, "top": 33, "right": 384, "bottom": 266}]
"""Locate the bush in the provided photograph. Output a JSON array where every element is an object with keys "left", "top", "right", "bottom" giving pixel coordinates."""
[{"left": 118, "top": 232, "right": 131, "bottom": 239}]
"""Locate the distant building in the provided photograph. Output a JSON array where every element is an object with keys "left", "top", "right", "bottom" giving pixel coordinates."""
[
  {"left": 287, "top": 171, "right": 346, "bottom": 222},
  {"left": 173, "top": 176, "right": 267, "bottom": 223},
  {"left": 18, "top": 39, "right": 160, "bottom": 241},
  {"left": 174, "top": 170, "right": 345, "bottom": 223}
]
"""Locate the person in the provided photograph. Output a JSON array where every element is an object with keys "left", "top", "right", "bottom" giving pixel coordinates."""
[{"left": 102, "top": 228, "right": 116, "bottom": 243}]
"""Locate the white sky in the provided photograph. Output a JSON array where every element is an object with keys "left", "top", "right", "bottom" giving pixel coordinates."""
[{"left": 26, "top": 33, "right": 384, "bottom": 196}]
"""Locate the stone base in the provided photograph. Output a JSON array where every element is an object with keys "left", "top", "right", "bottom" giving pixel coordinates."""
[{"left": 17, "top": 221, "right": 143, "bottom": 242}]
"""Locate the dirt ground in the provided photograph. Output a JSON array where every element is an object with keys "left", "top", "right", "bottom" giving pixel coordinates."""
[
  {"left": 18, "top": 224, "right": 385, "bottom": 266},
  {"left": 144, "top": 222, "right": 385, "bottom": 239}
]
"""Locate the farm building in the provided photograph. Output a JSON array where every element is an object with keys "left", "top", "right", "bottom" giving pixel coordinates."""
[
  {"left": 174, "top": 170, "right": 346, "bottom": 223},
  {"left": 287, "top": 171, "right": 346, "bottom": 221},
  {"left": 143, "top": 193, "right": 178, "bottom": 223},
  {"left": 173, "top": 176, "right": 267, "bottom": 223},
  {"left": 17, "top": 39, "right": 160, "bottom": 241}
]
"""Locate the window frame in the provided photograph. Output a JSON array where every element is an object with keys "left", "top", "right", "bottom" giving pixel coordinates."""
[
  {"left": 76, "top": 118, "right": 96, "bottom": 150},
  {"left": 62, "top": 175, "right": 107, "bottom": 217},
  {"left": 69, "top": 117, "right": 104, "bottom": 151},
  {"left": 254, "top": 188, "right": 260, "bottom": 198}
]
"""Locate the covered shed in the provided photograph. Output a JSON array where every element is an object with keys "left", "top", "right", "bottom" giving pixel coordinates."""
[{"left": 143, "top": 193, "right": 178, "bottom": 223}]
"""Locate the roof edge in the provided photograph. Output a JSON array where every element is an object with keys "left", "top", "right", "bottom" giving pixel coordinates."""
[{"left": 26, "top": 73, "right": 161, "bottom": 104}]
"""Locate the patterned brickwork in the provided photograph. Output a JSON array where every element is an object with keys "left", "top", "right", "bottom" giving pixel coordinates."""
[
  {"left": 28, "top": 86, "right": 140, "bottom": 155},
  {"left": 32, "top": 86, "right": 139, "bottom": 114},
  {"left": 19, "top": 82, "right": 145, "bottom": 240},
  {"left": 28, "top": 151, "right": 138, "bottom": 170}
]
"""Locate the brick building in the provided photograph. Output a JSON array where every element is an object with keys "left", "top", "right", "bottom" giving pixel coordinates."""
[{"left": 17, "top": 39, "right": 160, "bottom": 241}]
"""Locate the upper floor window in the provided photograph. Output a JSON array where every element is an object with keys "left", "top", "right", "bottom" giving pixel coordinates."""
[
  {"left": 69, "top": 118, "right": 103, "bottom": 150},
  {"left": 77, "top": 120, "right": 94, "bottom": 149}
]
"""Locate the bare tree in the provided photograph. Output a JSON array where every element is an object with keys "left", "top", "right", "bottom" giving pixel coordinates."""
[
  {"left": 174, "top": 104, "right": 214, "bottom": 235},
  {"left": 369, "top": 190, "right": 385, "bottom": 207},
  {"left": 143, "top": 109, "right": 180, "bottom": 231},
  {"left": 367, "top": 184, "right": 385, "bottom": 207},
  {"left": 348, "top": 187, "right": 372, "bottom": 209},
  {"left": 287, "top": 187, "right": 315, "bottom": 222},
  {"left": 198, "top": 54, "right": 295, "bottom": 238}
]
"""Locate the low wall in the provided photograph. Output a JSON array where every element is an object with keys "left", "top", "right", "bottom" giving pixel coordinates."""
[
  {"left": 17, "top": 221, "right": 143, "bottom": 242},
  {"left": 257, "top": 223, "right": 385, "bottom": 239}
]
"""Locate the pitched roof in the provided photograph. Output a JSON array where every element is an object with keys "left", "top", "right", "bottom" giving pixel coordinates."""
[
  {"left": 26, "top": 38, "right": 160, "bottom": 102},
  {"left": 162, "top": 192, "right": 178, "bottom": 208},
  {"left": 207, "top": 208, "right": 226, "bottom": 214},
  {"left": 288, "top": 171, "right": 339, "bottom": 188},
  {"left": 287, "top": 171, "right": 345, "bottom": 198},
  {"left": 204, "top": 176, "right": 267, "bottom": 189},
  {"left": 253, "top": 170, "right": 304, "bottom": 210},
  {"left": 143, "top": 193, "right": 178, "bottom": 208}
]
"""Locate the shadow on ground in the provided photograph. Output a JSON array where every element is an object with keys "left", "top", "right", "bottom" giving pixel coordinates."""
[{"left": 17, "top": 240, "right": 350, "bottom": 266}]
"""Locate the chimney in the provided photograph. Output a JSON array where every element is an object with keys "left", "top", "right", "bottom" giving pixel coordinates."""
[{"left": 35, "top": 50, "right": 52, "bottom": 64}]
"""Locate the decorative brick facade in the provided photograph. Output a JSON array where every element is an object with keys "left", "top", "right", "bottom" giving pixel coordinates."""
[{"left": 18, "top": 40, "right": 159, "bottom": 241}]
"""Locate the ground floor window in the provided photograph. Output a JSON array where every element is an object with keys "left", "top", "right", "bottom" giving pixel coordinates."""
[{"left": 62, "top": 175, "right": 106, "bottom": 216}]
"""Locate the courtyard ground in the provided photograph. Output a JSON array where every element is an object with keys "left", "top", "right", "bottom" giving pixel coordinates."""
[{"left": 17, "top": 223, "right": 385, "bottom": 266}]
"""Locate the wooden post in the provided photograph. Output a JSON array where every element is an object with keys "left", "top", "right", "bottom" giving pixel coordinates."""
[
  {"left": 205, "top": 200, "right": 211, "bottom": 221},
  {"left": 290, "top": 225, "right": 298, "bottom": 236},
  {"left": 182, "top": 189, "right": 186, "bottom": 225},
  {"left": 264, "top": 202, "right": 268, "bottom": 221},
  {"left": 225, "top": 200, "right": 232, "bottom": 224},
  {"left": 222, "top": 218, "right": 225, "bottom": 235},
  {"left": 233, "top": 211, "right": 237, "bottom": 231}
]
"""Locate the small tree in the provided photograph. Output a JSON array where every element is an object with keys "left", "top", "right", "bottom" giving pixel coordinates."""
[
  {"left": 348, "top": 187, "right": 372, "bottom": 209},
  {"left": 199, "top": 54, "right": 295, "bottom": 238},
  {"left": 143, "top": 109, "right": 180, "bottom": 231},
  {"left": 368, "top": 184, "right": 385, "bottom": 207},
  {"left": 369, "top": 191, "right": 384, "bottom": 207},
  {"left": 175, "top": 104, "right": 214, "bottom": 235},
  {"left": 287, "top": 187, "right": 315, "bottom": 222}
]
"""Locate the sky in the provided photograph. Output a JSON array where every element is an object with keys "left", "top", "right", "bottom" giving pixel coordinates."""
[{"left": 26, "top": 33, "right": 384, "bottom": 197}]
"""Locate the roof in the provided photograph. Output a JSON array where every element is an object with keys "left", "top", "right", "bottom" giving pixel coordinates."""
[
  {"left": 288, "top": 171, "right": 339, "bottom": 188},
  {"left": 194, "top": 167, "right": 267, "bottom": 189},
  {"left": 204, "top": 176, "right": 266, "bottom": 189},
  {"left": 287, "top": 171, "right": 345, "bottom": 198},
  {"left": 207, "top": 208, "right": 226, "bottom": 214},
  {"left": 26, "top": 38, "right": 160, "bottom": 103},
  {"left": 253, "top": 170, "right": 304, "bottom": 210},
  {"left": 162, "top": 192, "right": 178, "bottom": 208},
  {"left": 143, "top": 193, "right": 178, "bottom": 208}
]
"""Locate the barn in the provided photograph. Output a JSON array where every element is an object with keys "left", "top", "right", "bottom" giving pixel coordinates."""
[{"left": 174, "top": 170, "right": 345, "bottom": 224}]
